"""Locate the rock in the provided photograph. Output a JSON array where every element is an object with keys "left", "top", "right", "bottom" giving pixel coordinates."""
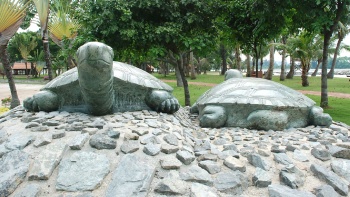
[
  {"left": 25, "top": 122, "right": 40, "bottom": 129},
  {"left": 43, "top": 120, "right": 60, "bottom": 126},
  {"left": 106, "top": 129, "right": 120, "bottom": 139},
  {"left": 163, "top": 133, "right": 179, "bottom": 146},
  {"left": 311, "top": 148, "right": 331, "bottom": 161},
  {"left": 223, "top": 156, "right": 246, "bottom": 172},
  {"left": 213, "top": 171, "right": 248, "bottom": 195},
  {"left": 143, "top": 143, "right": 161, "bottom": 156},
  {"left": 13, "top": 183, "right": 41, "bottom": 197},
  {"left": 176, "top": 150, "right": 195, "bottom": 165},
  {"left": 81, "top": 128, "right": 98, "bottom": 135},
  {"left": 140, "top": 134, "right": 161, "bottom": 145},
  {"left": 160, "top": 156, "right": 182, "bottom": 170},
  {"left": 5, "top": 134, "right": 34, "bottom": 150},
  {"left": 0, "top": 144, "right": 10, "bottom": 158},
  {"left": 154, "top": 170, "right": 187, "bottom": 195},
  {"left": 33, "top": 133, "right": 52, "bottom": 147},
  {"left": 198, "top": 160, "right": 221, "bottom": 174},
  {"left": 279, "top": 164, "right": 305, "bottom": 189},
  {"left": 293, "top": 150, "right": 309, "bottom": 162},
  {"left": 273, "top": 153, "right": 293, "bottom": 165},
  {"left": 89, "top": 134, "right": 116, "bottom": 150},
  {"left": 105, "top": 154, "right": 155, "bottom": 197},
  {"left": 132, "top": 128, "right": 149, "bottom": 136},
  {"left": 180, "top": 165, "right": 213, "bottom": 186},
  {"left": 247, "top": 153, "right": 270, "bottom": 171},
  {"left": 69, "top": 133, "right": 89, "bottom": 150},
  {"left": 336, "top": 142, "right": 350, "bottom": 149},
  {"left": 310, "top": 164, "right": 348, "bottom": 196},
  {"left": 268, "top": 184, "right": 316, "bottom": 197},
  {"left": 271, "top": 144, "right": 286, "bottom": 153},
  {"left": 120, "top": 140, "right": 139, "bottom": 154},
  {"left": 197, "top": 154, "right": 218, "bottom": 162},
  {"left": 28, "top": 142, "right": 68, "bottom": 180},
  {"left": 190, "top": 183, "right": 217, "bottom": 197},
  {"left": 258, "top": 148, "right": 271, "bottom": 157},
  {"left": 252, "top": 167, "right": 271, "bottom": 188},
  {"left": 161, "top": 144, "right": 179, "bottom": 154},
  {"left": 0, "top": 130, "right": 7, "bottom": 144},
  {"left": 0, "top": 150, "right": 30, "bottom": 197},
  {"left": 52, "top": 130, "right": 66, "bottom": 139},
  {"left": 124, "top": 133, "right": 139, "bottom": 140},
  {"left": 56, "top": 152, "right": 110, "bottom": 191},
  {"left": 327, "top": 145, "right": 350, "bottom": 159},
  {"left": 314, "top": 185, "right": 341, "bottom": 197},
  {"left": 331, "top": 159, "right": 350, "bottom": 182}
]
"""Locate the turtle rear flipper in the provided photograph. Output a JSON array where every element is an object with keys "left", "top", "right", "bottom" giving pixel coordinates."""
[{"left": 24, "top": 91, "right": 59, "bottom": 112}]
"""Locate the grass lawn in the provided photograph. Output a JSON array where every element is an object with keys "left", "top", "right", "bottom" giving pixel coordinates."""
[{"left": 157, "top": 72, "right": 350, "bottom": 125}]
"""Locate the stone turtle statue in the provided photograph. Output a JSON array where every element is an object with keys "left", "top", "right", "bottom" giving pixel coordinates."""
[
  {"left": 191, "top": 75, "right": 332, "bottom": 130},
  {"left": 23, "top": 42, "right": 180, "bottom": 115}
]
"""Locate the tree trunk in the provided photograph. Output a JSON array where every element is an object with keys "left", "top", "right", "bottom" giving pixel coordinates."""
[
  {"left": 286, "top": 58, "right": 295, "bottom": 79},
  {"left": 178, "top": 54, "right": 190, "bottom": 106},
  {"left": 260, "top": 57, "right": 263, "bottom": 71},
  {"left": 327, "top": 37, "right": 342, "bottom": 79},
  {"left": 235, "top": 45, "right": 241, "bottom": 70},
  {"left": 174, "top": 64, "right": 183, "bottom": 87},
  {"left": 321, "top": 29, "right": 332, "bottom": 107},
  {"left": 220, "top": 44, "right": 227, "bottom": 75},
  {"left": 265, "top": 44, "right": 274, "bottom": 80},
  {"left": 0, "top": 45, "right": 20, "bottom": 108},
  {"left": 301, "top": 60, "right": 310, "bottom": 87},
  {"left": 280, "top": 37, "right": 287, "bottom": 81},
  {"left": 25, "top": 61, "right": 28, "bottom": 75},
  {"left": 190, "top": 51, "right": 196, "bottom": 80},
  {"left": 246, "top": 54, "right": 251, "bottom": 77},
  {"left": 311, "top": 59, "right": 322, "bottom": 76},
  {"left": 42, "top": 25, "right": 53, "bottom": 80}
]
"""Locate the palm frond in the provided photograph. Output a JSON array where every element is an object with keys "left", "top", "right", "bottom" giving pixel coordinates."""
[
  {"left": 0, "top": 0, "right": 29, "bottom": 32},
  {"left": 32, "top": 0, "right": 49, "bottom": 28}
]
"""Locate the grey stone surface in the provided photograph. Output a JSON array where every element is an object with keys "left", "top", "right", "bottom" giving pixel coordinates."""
[
  {"left": 0, "top": 144, "right": 10, "bottom": 158},
  {"left": 213, "top": 171, "right": 248, "bottom": 195},
  {"left": 223, "top": 156, "right": 246, "bottom": 172},
  {"left": 331, "top": 159, "right": 350, "bottom": 182},
  {"left": 180, "top": 165, "right": 213, "bottom": 186},
  {"left": 28, "top": 142, "right": 68, "bottom": 180},
  {"left": 247, "top": 153, "right": 270, "bottom": 171},
  {"left": 120, "top": 140, "right": 139, "bottom": 153},
  {"left": 89, "top": 134, "right": 116, "bottom": 150},
  {"left": 33, "top": 133, "right": 52, "bottom": 147},
  {"left": 13, "top": 183, "right": 41, "bottom": 197},
  {"left": 279, "top": 164, "right": 305, "bottom": 189},
  {"left": 190, "top": 77, "right": 332, "bottom": 130},
  {"left": 23, "top": 42, "right": 180, "bottom": 115},
  {"left": 0, "top": 150, "right": 30, "bottom": 197},
  {"left": 163, "top": 133, "right": 179, "bottom": 146},
  {"left": 154, "top": 171, "right": 187, "bottom": 195},
  {"left": 293, "top": 149, "right": 309, "bottom": 162},
  {"left": 56, "top": 152, "right": 110, "bottom": 191},
  {"left": 106, "top": 154, "right": 155, "bottom": 197},
  {"left": 52, "top": 130, "right": 66, "bottom": 139},
  {"left": 5, "top": 134, "right": 34, "bottom": 150},
  {"left": 0, "top": 130, "right": 7, "bottom": 144},
  {"left": 268, "top": 184, "right": 316, "bottom": 197},
  {"left": 314, "top": 185, "right": 341, "bottom": 197},
  {"left": 327, "top": 145, "right": 350, "bottom": 159},
  {"left": 143, "top": 143, "right": 161, "bottom": 156},
  {"left": 273, "top": 153, "right": 293, "bottom": 165},
  {"left": 310, "top": 164, "right": 348, "bottom": 196},
  {"left": 311, "top": 148, "right": 331, "bottom": 161},
  {"left": 81, "top": 128, "right": 98, "bottom": 135},
  {"left": 252, "top": 167, "right": 271, "bottom": 188},
  {"left": 190, "top": 182, "right": 217, "bottom": 197},
  {"left": 69, "top": 133, "right": 89, "bottom": 150},
  {"left": 198, "top": 160, "right": 221, "bottom": 174},
  {"left": 176, "top": 150, "right": 195, "bottom": 165},
  {"left": 160, "top": 156, "right": 182, "bottom": 170},
  {"left": 140, "top": 134, "right": 160, "bottom": 145}
]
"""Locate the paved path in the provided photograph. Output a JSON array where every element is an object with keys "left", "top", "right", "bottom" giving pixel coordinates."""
[{"left": 1, "top": 80, "right": 349, "bottom": 107}]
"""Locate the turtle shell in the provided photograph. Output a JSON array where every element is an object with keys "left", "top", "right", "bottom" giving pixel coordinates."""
[
  {"left": 42, "top": 61, "right": 172, "bottom": 91},
  {"left": 195, "top": 78, "right": 315, "bottom": 108}
]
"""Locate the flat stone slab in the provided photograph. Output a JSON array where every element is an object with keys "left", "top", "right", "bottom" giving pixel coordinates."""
[
  {"left": 5, "top": 134, "right": 34, "bottom": 150},
  {"left": 28, "top": 142, "right": 68, "bottom": 180},
  {"left": 69, "top": 133, "right": 89, "bottom": 150},
  {"left": 0, "top": 150, "right": 30, "bottom": 197},
  {"left": 190, "top": 183, "right": 217, "bottom": 197},
  {"left": 247, "top": 153, "right": 270, "bottom": 171},
  {"left": 213, "top": 171, "right": 248, "bottom": 195},
  {"left": 56, "top": 151, "right": 110, "bottom": 191},
  {"left": 180, "top": 165, "right": 213, "bottom": 186},
  {"left": 310, "top": 164, "right": 348, "bottom": 196},
  {"left": 253, "top": 167, "right": 271, "bottom": 188},
  {"left": 105, "top": 154, "right": 155, "bottom": 197},
  {"left": 268, "top": 184, "right": 315, "bottom": 197},
  {"left": 89, "top": 134, "right": 116, "bottom": 150},
  {"left": 331, "top": 159, "right": 350, "bottom": 182},
  {"left": 13, "top": 183, "right": 41, "bottom": 197}
]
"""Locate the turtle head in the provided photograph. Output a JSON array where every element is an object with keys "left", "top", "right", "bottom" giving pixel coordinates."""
[{"left": 76, "top": 42, "right": 115, "bottom": 115}]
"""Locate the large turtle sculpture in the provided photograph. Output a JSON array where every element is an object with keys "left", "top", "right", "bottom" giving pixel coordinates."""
[
  {"left": 23, "top": 42, "right": 180, "bottom": 115},
  {"left": 191, "top": 70, "right": 332, "bottom": 130}
]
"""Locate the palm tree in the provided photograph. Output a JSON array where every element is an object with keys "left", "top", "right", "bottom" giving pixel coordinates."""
[
  {"left": 32, "top": 0, "right": 53, "bottom": 80},
  {"left": 265, "top": 41, "right": 274, "bottom": 80},
  {"left": 11, "top": 33, "right": 38, "bottom": 75},
  {"left": 0, "top": 0, "right": 30, "bottom": 108}
]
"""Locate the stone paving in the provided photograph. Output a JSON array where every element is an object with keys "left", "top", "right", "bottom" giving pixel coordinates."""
[{"left": 0, "top": 106, "right": 349, "bottom": 197}]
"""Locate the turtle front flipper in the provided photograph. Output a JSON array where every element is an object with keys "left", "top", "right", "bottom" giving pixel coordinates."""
[
  {"left": 199, "top": 106, "right": 227, "bottom": 128},
  {"left": 23, "top": 91, "right": 59, "bottom": 112},
  {"left": 145, "top": 90, "right": 180, "bottom": 114},
  {"left": 309, "top": 106, "right": 332, "bottom": 127},
  {"left": 247, "top": 110, "right": 288, "bottom": 131}
]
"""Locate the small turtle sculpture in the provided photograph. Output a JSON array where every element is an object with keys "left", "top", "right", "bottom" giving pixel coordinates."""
[
  {"left": 191, "top": 72, "right": 332, "bottom": 130},
  {"left": 23, "top": 42, "right": 180, "bottom": 115}
]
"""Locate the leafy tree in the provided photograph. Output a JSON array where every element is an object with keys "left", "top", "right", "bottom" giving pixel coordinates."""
[
  {"left": 76, "top": 0, "right": 218, "bottom": 106},
  {"left": 0, "top": 0, "right": 30, "bottom": 108}
]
